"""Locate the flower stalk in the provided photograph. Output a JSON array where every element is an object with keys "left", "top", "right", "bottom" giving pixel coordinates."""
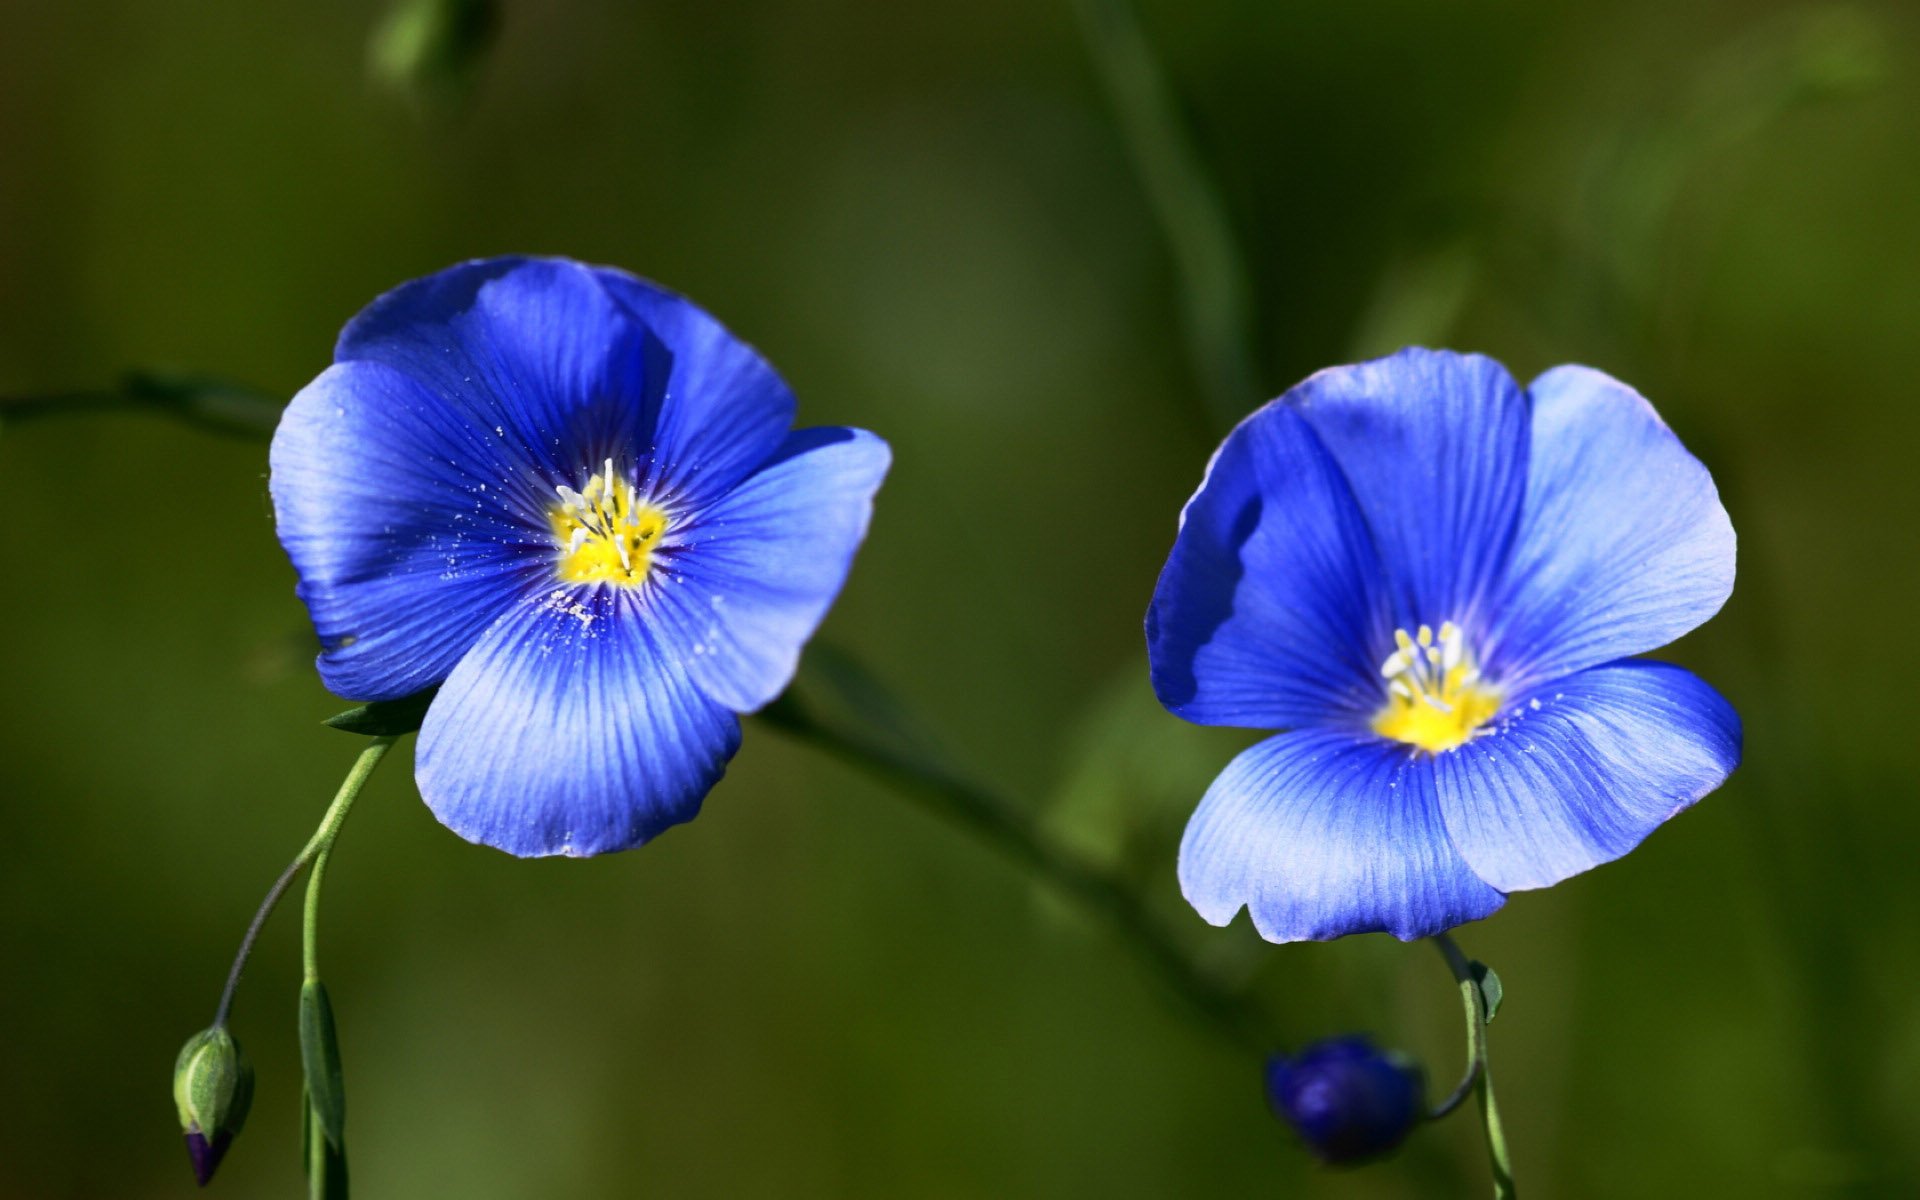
[
  {"left": 760, "top": 691, "right": 1274, "bottom": 1054},
  {"left": 1431, "top": 932, "right": 1516, "bottom": 1198},
  {"left": 212, "top": 737, "right": 396, "bottom": 1027}
]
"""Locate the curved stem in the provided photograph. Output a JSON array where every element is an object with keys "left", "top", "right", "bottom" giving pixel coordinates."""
[
  {"left": 302, "top": 738, "right": 396, "bottom": 982},
  {"left": 304, "top": 842, "right": 340, "bottom": 984},
  {"left": 1432, "top": 933, "right": 1516, "bottom": 1198},
  {"left": 213, "top": 854, "right": 308, "bottom": 1027},
  {"left": 763, "top": 695, "right": 1273, "bottom": 1054},
  {"left": 211, "top": 737, "right": 396, "bottom": 1026}
]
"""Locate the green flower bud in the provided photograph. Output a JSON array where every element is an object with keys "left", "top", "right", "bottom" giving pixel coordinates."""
[
  {"left": 368, "top": 0, "right": 500, "bottom": 112},
  {"left": 173, "top": 1026, "right": 254, "bottom": 1186}
]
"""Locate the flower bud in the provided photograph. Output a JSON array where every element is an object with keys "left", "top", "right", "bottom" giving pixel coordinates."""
[
  {"left": 369, "top": 0, "right": 499, "bottom": 110},
  {"left": 173, "top": 1026, "right": 255, "bottom": 1186},
  {"left": 1264, "top": 1036, "right": 1423, "bottom": 1166}
]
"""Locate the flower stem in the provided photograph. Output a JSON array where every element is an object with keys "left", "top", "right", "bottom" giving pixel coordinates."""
[
  {"left": 762, "top": 694, "right": 1273, "bottom": 1054},
  {"left": 1072, "top": 0, "right": 1259, "bottom": 435},
  {"left": 211, "top": 737, "right": 396, "bottom": 1027},
  {"left": 0, "top": 372, "right": 282, "bottom": 441},
  {"left": 302, "top": 738, "right": 396, "bottom": 982},
  {"left": 1431, "top": 932, "right": 1516, "bottom": 1198}
]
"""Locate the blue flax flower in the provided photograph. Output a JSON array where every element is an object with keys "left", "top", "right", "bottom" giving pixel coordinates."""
[
  {"left": 1149, "top": 348, "right": 1740, "bottom": 941},
  {"left": 271, "top": 257, "right": 889, "bottom": 857}
]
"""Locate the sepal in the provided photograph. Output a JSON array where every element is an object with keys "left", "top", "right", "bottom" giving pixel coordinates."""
[{"left": 172, "top": 1026, "right": 255, "bottom": 1185}]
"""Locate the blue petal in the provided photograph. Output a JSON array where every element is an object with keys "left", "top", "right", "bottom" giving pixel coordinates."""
[
  {"left": 651, "top": 427, "right": 891, "bottom": 713},
  {"left": 1148, "top": 403, "right": 1390, "bottom": 728},
  {"left": 1486, "top": 366, "right": 1736, "bottom": 685},
  {"left": 338, "top": 257, "right": 796, "bottom": 507},
  {"left": 1288, "top": 349, "right": 1529, "bottom": 628},
  {"left": 590, "top": 265, "right": 798, "bottom": 508},
  {"left": 335, "top": 258, "right": 664, "bottom": 484},
  {"left": 1432, "top": 661, "right": 1740, "bottom": 893},
  {"left": 416, "top": 587, "right": 742, "bottom": 857},
  {"left": 269, "top": 360, "right": 554, "bottom": 700},
  {"left": 1179, "top": 728, "right": 1506, "bottom": 942}
]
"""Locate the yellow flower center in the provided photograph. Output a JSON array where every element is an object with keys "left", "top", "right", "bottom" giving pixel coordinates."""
[
  {"left": 549, "top": 459, "right": 668, "bottom": 586},
  {"left": 1370, "top": 622, "right": 1502, "bottom": 753}
]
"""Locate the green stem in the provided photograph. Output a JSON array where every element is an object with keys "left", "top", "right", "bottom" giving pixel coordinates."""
[
  {"left": 763, "top": 695, "right": 1273, "bottom": 1054},
  {"left": 302, "top": 738, "right": 397, "bottom": 982},
  {"left": 1072, "top": 0, "right": 1260, "bottom": 435},
  {"left": 1432, "top": 933, "right": 1516, "bottom": 1199},
  {"left": 0, "top": 372, "right": 281, "bottom": 441},
  {"left": 211, "top": 737, "right": 396, "bottom": 1026}
]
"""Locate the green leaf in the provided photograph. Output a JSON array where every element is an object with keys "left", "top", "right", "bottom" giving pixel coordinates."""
[
  {"left": 299, "top": 980, "right": 346, "bottom": 1148},
  {"left": 324, "top": 687, "right": 438, "bottom": 736},
  {"left": 302, "top": 1087, "right": 350, "bottom": 1200},
  {"left": 1469, "top": 960, "right": 1504, "bottom": 1024}
]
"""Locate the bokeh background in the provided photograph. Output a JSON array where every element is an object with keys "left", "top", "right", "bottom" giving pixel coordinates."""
[{"left": 2, "top": 0, "right": 1916, "bottom": 1196}]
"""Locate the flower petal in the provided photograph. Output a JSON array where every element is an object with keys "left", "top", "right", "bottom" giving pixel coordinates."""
[
  {"left": 1288, "top": 348, "right": 1529, "bottom": 627},
  {"left": 1178, "top": 728, "right": 1506, "bottom": 942},
  {"left": 335, "top": 257, "right": 664, "bottom": 483},
  {"left": 1148, "top": 403, "right": 1390, "bottom": 729},
  {"left": 590, "top": 266, "right": 797, "bottom": 507},
  {"left": 1432, "top": 661, "right": 1740, "bottom": 893},
  {"left": 651, "top": 427, "right": 891, "bottom": 713},
  {"left": 1487, "top": 366, "right": 1736, "bottom": 684},
  {"left": 336, "top": 258, "right": 796, "bottom": 506},
  {"left": 416, "top": 587, "right": 742, "bottom": 857},
  {"left": 269, "top": 359, "right": 554, "bottom": 700}
]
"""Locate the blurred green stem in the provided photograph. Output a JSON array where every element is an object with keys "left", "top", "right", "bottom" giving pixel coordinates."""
[
  {"left": 762, "top": 692, "right": 1273, "bottom": 1054},
  {"left": 0, "top": 372, "right": 281, "bottom": 442},
  {"left": 1073, "top": 0, "right": 1259, "bottom": 434},
  {"left": 1433, "top": 933, "right": 1515, "bottom": 1199},
  {"left": 212, "top": 738, "right": 395, "bottom": 1027}
]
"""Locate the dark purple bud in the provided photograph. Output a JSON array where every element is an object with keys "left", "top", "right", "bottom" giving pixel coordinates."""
[
  {"left": 1265, "top": 1036, "right": 1424, "bottom": 1166},
  {"left": 184, "top": 1128, "right": 234, "bottom": 1187},
  {"left": 173, "top": 1026, "right": 254, "bottom": 1186}
]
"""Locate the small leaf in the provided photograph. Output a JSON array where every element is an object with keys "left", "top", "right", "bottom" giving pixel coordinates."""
[
  {"left": 1469, "top": 960, "right": 1504, "bottom": 1024},
  {"left": 299, "top": 980, "right": 346, "bottom": 1147},
  {"left": 302, "top": 1088, "right": 350, "bottom": 1200},
  {"left": 324, "top": 687, "right": 438, "bottom": 736}
]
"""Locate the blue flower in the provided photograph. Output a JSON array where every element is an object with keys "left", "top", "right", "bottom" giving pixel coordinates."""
[
  {"left": 1148, "top": 348, "right": 1740, "bottom": 941},
  {"left": 270, "top": 257, "right": 890, "bottom": 857},
  {"left": 1265, "top": 1037, "right": 1424, "bottom": 1165}
]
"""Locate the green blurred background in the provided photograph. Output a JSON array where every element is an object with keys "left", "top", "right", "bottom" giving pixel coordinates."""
[{"left": 2, "top": 0, "right": 1916, "bottom": 1195}]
